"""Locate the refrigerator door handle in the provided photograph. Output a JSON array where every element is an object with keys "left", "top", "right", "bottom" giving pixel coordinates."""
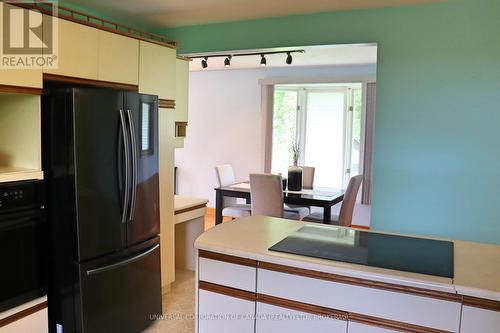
[
  {"left": 85, "top": 244, "right": 160, "bottom": 276},
  {"left": 119, "top": 109, "right": 131, "bottom": 224},
  {"left": 126, "top": 109, "right": 138, "bottom": 222}
]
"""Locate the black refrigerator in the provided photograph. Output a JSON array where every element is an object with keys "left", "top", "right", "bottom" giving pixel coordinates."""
[{"left": 42, "top": 87, "right": 162, "bottom": 333}]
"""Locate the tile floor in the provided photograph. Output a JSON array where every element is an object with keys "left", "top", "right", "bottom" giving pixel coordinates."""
[
  {"left": 144, "top": 269, "right": 196, "bottom": 333},
  {"left": 144, "top": 212, "right": 231, "bottom": 332}
]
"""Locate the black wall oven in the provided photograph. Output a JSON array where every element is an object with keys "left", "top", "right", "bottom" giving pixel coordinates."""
[{"left": 0, "top": 180, "right": 46, "bottom": 313}]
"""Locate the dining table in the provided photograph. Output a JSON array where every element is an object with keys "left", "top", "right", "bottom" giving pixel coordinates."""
[{"left": 214, "top": 182, "right": 345, "bottom": 225}]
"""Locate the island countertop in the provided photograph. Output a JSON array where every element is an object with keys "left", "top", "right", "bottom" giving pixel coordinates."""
[{"left": 194, "top": 215, "right": 500, "bottom": 302}]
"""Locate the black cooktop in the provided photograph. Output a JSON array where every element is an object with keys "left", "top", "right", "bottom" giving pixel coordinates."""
[{"left": 269, "top": 225, "right": 454, "bottom": 278}]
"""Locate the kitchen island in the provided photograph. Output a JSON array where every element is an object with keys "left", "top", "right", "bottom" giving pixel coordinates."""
[{"left": 194, "top": 216, "right": 500, "bottom": 333}]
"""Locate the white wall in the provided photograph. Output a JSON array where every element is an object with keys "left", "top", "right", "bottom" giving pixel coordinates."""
[{"left": 175, "top": 64, "right": 376, "bottom": 217}]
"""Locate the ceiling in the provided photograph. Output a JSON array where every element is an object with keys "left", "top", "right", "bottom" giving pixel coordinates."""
[
  {"left": 187, "top": 44, "right": 378, "bottom": 71},
  {"left": 61, "top": 0, "right": 440, "bottom": 28}
]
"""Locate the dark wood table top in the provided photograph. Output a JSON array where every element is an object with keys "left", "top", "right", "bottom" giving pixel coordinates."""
[{"left": 215, "top": 182, "right": 345, "bottom": 204}]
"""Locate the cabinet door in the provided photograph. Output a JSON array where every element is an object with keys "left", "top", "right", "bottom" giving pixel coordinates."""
[
  {"left": 256, "top": 302, "right": 347, "bottom": 333},
  {"left": 174, "top": 58, "right": 189, "bottom": 122},
  {"left": 198, "top": 290, "right": 255, "bottom": 333},
  {"left": 138, "top": 41, "right": 176, "bottom": 99},
  {"left": 98, "top": 30, "right": 139, "bottom": 84},
  {"left": 0, "top": 68, "right": 41, "bottom": 88},
  {"left": 0, "top": 3, "right": 42, "bottom": 88},
  {"left": 460, "top": 306, "right": 500, "bottom": 333},
  {"left": 348, "top": 322, "right": 400, "bottom": 333},
  {"left": 44, "top": 19, "right": 99, "bottom": 79}
]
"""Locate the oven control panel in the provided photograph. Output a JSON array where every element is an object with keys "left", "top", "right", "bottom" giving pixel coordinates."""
[{"left": 0, "top": 180, "right": 43, "bottom": 212}]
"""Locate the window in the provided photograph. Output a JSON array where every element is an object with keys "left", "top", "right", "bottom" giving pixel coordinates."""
[
  {"left": 271, "top": 84, "right": 363, "bottom": 189},
  {"left": 271, "top": 89, "right": 298, "bottom": 176}
]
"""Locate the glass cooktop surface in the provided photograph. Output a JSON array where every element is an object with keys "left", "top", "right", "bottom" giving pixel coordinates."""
[{"left": 269, "top": 225, "right": 454, "bottom": 278}]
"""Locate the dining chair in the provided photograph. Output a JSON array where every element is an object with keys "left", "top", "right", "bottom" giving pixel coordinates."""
[
  {"left": 303, "top": 175, "right": 363, "bottom": 227},
  {"left": 301, "top": 166, "right": 315, "bottom": 189},
  {"left": 285, "top": 166, "right": 315, "bottom": 211},
  {"left": 215, "top": 164, "right": 251, "bottom": 219},
  {"left": 249, "top": 173, "right": 309, "bottom": 220}
]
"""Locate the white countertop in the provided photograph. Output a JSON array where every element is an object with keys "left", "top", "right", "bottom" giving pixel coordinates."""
[{"left": 194, "top": 216, "right": 500, "bottom": 301}]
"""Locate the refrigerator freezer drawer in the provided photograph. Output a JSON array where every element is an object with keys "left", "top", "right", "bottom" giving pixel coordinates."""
[{"left": 78, "top": 238, "right": 161, "bottom": 333}]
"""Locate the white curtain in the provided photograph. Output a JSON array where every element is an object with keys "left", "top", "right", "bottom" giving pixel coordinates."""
[{"left": 261, "top": 84, "right": 274, "bottom": 173}]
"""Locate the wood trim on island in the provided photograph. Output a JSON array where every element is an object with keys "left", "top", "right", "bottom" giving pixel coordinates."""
[
  {"left": 43, "top": 74, "right": 138, "bottom": 91},
  {"left": 199, "top": 280, "right": 454, "bottom": 333},
  {"left": 462, "top": 295, "right": 500, "bottom": 312},
  {"left": 349, "top": 312, "right": 453, "bottom": 333},
  {"left": 198, "top": 250, "right": 258, "bottom": 268},
  {"left": 0, "top": 301, "right": 47, "bottom": 328},
  {"left": 257, "top": 294, "right": 348, "bottom": 321},
  {"left": 0, "top": 84, "right": 43, "bottom": 95},
  {"left": 199, "top": 281, "right": 256, "bottom": 302},
  {"left": 159, "top": 99, "right": 176, "bottom": 109},
  {"left": 257, "top": 261, "right": 462, "bottom": 302}
]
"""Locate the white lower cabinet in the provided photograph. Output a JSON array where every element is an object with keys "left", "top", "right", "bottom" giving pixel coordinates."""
[
  {"left": 257, "top": 268, "right": 461, "bottom": 332},
  {"left": 347, "top": 321, "right": 400, "bottom": 333},
  {"left": 460, "top": 306, "right": 500, "bottom": 333},
  {"left": 255, "top": 302, "right": 347, "bottom": 333},
  {"left": 198, "top": 290, "right": 255, "bottom": 333}
]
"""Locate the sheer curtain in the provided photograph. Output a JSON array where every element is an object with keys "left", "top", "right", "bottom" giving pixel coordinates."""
[{"left": 261, "top": 84, "right": 274, "bottom": 173}]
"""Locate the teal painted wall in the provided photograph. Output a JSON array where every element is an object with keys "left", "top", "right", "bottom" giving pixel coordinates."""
[{"left": 164, "top": 0, "right": 500, "bottom": 244}]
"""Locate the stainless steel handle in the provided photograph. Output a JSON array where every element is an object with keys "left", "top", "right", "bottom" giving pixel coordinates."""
[
  {"left": 119, "top": 109, "right": 131, "bottom": 224},
  {"left": 127, "top": 109, "right": 138, "bottom": 222},
  {"left": 86, "top": 244, "right": 159, "bottom": 276}
]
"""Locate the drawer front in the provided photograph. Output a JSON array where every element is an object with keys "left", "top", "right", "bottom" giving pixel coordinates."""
[
  {"left": 257, "top": 268, "right": 461, "bottom": 332},
  {"left": 199, "top": 257, "right": 256, "bottom": 292},
  {"left": 460, "top": 306, "right": 500, "bottom": 333},
  {"left": 348, "top": 321, "right": 400, "bottom": 333},
  {"left": 256, "top": 302, "right": 347, "bottom": 333},
  {"left": 198, "top": 289, "right": 255, "bottom": 333}
]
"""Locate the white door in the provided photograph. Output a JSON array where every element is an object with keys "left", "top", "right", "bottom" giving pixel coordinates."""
[
  {"left": 255, "top": 302, "right": 347, "bottom": 333},
  {"left": 198, "top": 290, "right": 255, "bottom": 333}
]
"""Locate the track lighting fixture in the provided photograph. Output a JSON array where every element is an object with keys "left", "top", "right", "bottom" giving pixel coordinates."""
[
  {"left": 224, "top": 55, "right": 232, "bottom": 67},
  {"left": 191, "top": 49, "right": 304, "bottom": 68}
]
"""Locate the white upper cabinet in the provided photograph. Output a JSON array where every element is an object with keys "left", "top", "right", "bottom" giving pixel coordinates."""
[
  {"left": 44, "top": 19, "right": 99, "bottom": 80},
  {"left": 174, "top": 58, "right": 189, "bottom": 122},
  {"left": 139, "top": 41, "right": 176, "bottom": 99},
  {"left": 98, "top": 30, "right": 139, "bottom": 85},
  {"left": 0, "top": 3, "right": 42, "bottom": 88}
]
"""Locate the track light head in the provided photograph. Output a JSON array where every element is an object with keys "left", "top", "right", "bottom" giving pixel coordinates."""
[
  {"left": 201, "top": 57, "right": 208, "bottom": 69},
  {"left": 224, "top": 55, "right": 232, "bottom": 67},
  {"left": 260, "top": 54, "right": 266, "bottom": 66},
  {"left": 286, "top": 52, "right": 292, "bottom": 65}
]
